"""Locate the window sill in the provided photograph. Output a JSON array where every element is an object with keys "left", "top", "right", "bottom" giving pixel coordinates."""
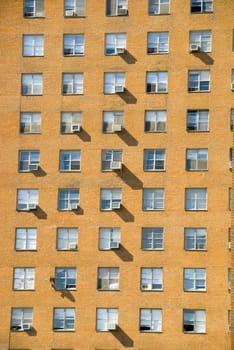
[
  {"left": 98, "top": 289, "right": 120, "bottom": 291},
  {"left": 15, "top": 249, "right": 38, "bottom": 252},
  {"left": 142, "top": 249, "right": 164, "bottom": 251},
  {"left": 183, "top": 331, "right": 206, "bottom": 334},
  {"left": 184, "top": 290, "right": 206, "bottom": 293},
  {"left": 185, "top": 209, "right": 208, "bottom": 212},
  {"left": 184, "top": 249, "right": 207, "bottom": 252},
  {"left": 24, "top": 16, "right": 45, "bottom": 19},
  {"left": 59, "top": 170, "right": 81, "bottom": 173},
  {"left": 148, "top": 13, "right": 170, "bottom": 16},
  {"left": 64, "top": 54, "right": 85, "bottom": 57},
  {"left": 53, "top": 329, "right": 75, "bottom": 332},
  {"left": 64, "top": 16, "right": 86, "bottom": 18},
  {"left": 146, "top": 91, "right": 168, "bottom": 94},
  {"left": 145, "top": 131, "right": 167, "bottom": 133},
  {"left": 188, "top": 90, "right": 210, "bottom": 93},
  {"left": 13, "top": 289, "right": 35, "bottom": 291},
  {"left": 144, "top": 169, "right": 166, "bottom": 172},
  {"left": 143, "top": 209, "right": 164, "bottom": 211},
  {"left": 23, "top": 55, "right": 44, "bottom": 57},
  {"left": 186, "top": 169, "right": 208, "bottom": 172},
  {"left": 22, "top": 94, "right": 43, "bottom": 97},
  {"left": 63, "top": 93, "right": 84, "bottom": 96}
]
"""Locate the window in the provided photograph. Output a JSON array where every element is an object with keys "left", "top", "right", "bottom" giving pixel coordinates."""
[
  {"left": 58, "top": 189, "right": 80, "bottom": 211},
  {"left": 142, "top": 228, "right": 164, "bottom": 250},
  {"left": 106, "top": 0, "right": 128, "bottom": 16},
  {"left": 19, "top": 151, "right": 40, "bottom": 172},
  {"left": 62, "top": 74, "right": 83, "bottom": 95},
  {"left": 53, "top": 308, "right": 75, "bottom": 331},
  {"left": 230, "top": 148, "right": 232, "bottom": 170},
  {"left": 22, "top": 74, "right": 43, "bottom": 95},
  {"left": 187, "top": 110, "right": 209, "bottom": 132},
  {"left": 231, "top": 109, "right": 234, "bottom": 131},
  {"left": 96, "top": 308, "right": 118, "bottom": 331},
  {"left": 149, "top": 0, "right": 170, "bottom": 15},
  {"left": 183, "top": 310, "right": 206, "bottom": 333},
  {"left": 184, "top": 268, "right": 206, "bottom": 292},
  {"left": 24, "top": 0, "right": 44, "bottom": 17},
  {"left": 98, "top": 268, "right": 119, "bottom": 290},
  {"left": 186, "top": 149, "right": 208, "bottom": 171},
  {"left": 143, "top": 188, "right": 164, "bottom": 210},
  {"left": 232, "top": 70, "right": 234, "bottom": 90},
  {"left": 185, "top": 188, "right": 207, "bottom": 210},
  {"left": 17, "top": 189, "right": 38, "bottom": 211},
  {"left": 140, "top": 309, "right": 162, "bottom": 332},
  {"left": 145, "top": 110, "right": 166, "bottom": 132},
  {"left": 64, "top": 35, "right": 84, "bottom": 56},
  {"left": 146, "top": 72, "right": 168, "bottom": 93},
  {"left": 99, "top": 227, "right": 120, "bottom": 250},
  {"left": 20, "top": 112, "right": 41, "bottom": 133},
  {"left": 57, "top": 228, "right": 78, "bottom": 250},
  {"left": 229, "top": 188, "right": 232, "bottom": 211},
  {"left": 191, "top": 0, "right": 213, "bottom": 13},
  {"left": 147, "top": 32, "right": 169, "bottom": 54},
  {"left": 184, "top": 228, "right": 207, "bottom": 250},
  {"left": 23, "top": 35, "right": 44, "bottom": 56},
  {"left": 11, "top": 308, "right": 33, "bottom": 331},
  {"left": 61, "top": 112, "right": 82, "bottom": 133},
  {"left": 102, "top": 150, "right": 122, "bottom": 171},
  {"left": 189, "top": 31, "right": 211, "bottom": 52},
  {"left": 104, "top": 73, "right": 126, "bottom": 94},
  {"left": 228, "top": 268, "right": 232, "bottom": 292},
  {"left": 101, "top": 189, "right": 122, "bottom": 210},
  {"left": 228, "top": 310, "right": 232, "bottom": 333},
  {"left": 188, "top": 70, "right": 210, "bottom": 92},
  {"left": 55, "top": 268, "right": 77, "bottom": 290},
  {"left": 15, "top": 228, "right": 37, "bottom": 251},
  {"left": 141, "top": 268, "right": 163, "bottom": 291},
  {"left": 64, "top": 0, "right": 85, "bottom": 16},
  {"left": 13, "top": 268, "right": 35, "bottom": 290},
  {"left": 105, "top": 33, "right": 126, "bottom": 55},
  {"left": 60, "top": 151, "right": 81, "bottom": 172},
  {"left": 144, "top": 149, "right": 165, "bottom": 171},
  {"left": 103, "top": 111, "right": 124, "bottom": 133},
  {"left": 228, "top": 228, "right": 232, "bottom": 251}
]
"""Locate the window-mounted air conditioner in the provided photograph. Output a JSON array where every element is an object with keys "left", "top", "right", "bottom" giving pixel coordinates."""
[
  {"left": 142, "top": 284, "right": 152, "bottom": 290},
  {"left": 28, "top": 203, "right": 37, "bottom": 210},
  {"left": 70, "top": 203, "right": 79, "bottom": 210},
  {"left": 110, "top": 241, "right": 120, "bottom": 249},
  {"left": 115, "top": 85, "right": 124, "bottom": 93},
  {"left": 69, "top": 243, "right": 78, "bottom": 250},
  {"left": 29, "top": 164, "right": 39, "bottom": 171},
  {"left": 118, "top": 7, "right": 128, "bottom": 15},
  {"left": 111, "top": 202, "right": 121, "bottom": 210},
  {"left": 116, "top": 47, "right": 125, "bottom": 54},
  {"left": 231, "top": 83, "right": 234, "bottom": 91},
  {"left": 66, "top": 284, "right": 76, "bottom": 289},
  {"left": 108, "top": 323, "right": 117, "bottom": 330},
  {"left": 15, "top": 323, "right": 32, "bottom": 331},
  {"left": 228, "top": 241, "right": 232, "bottom": 250},
  {"left": 112, "top": 123, "right": 122, "bottom": 132},
  {"left": 110, "top": 161, "right": 122, "bottom": 170},
  {"left": 65, "top": 9, "right": 74, "bottom": 16},
  {"left": 71, "top": 124, "right": 81, "bottom": 132},
  {"left": 190, "top": 43, "right": 200, "bottom": 52},
  {"left": 229, "top": 161, "right": 232, "bottom": 169}
]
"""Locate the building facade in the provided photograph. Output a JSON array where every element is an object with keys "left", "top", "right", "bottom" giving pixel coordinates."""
[{"left": 0, "top": 1, "right": 233, "bottom": 349}]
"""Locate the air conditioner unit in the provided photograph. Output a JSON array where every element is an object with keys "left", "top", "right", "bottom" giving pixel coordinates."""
[
  {"left": 110, "top": 241, "right": 120, "bottom": 249},
  {"left": 29, "top": 164, "right": 39, "bottom": 171},
  {"left": 108, "top": 323, "right": 117, "bottom": 330},
  {"left": 115, "top": 85, "right": 124, "bottom": 93},
  {"left": 231, "top": 83, "right": 234, "bottom": 91},
  {"left": 70, "top": 203, "right": 79, "bottom": 210},
  {"left": 66, "top": 284, "right": 76, "bottom": 289},
  {"left": 111, "top": 202, "right": 121, "bottom": 210},
  {"left": 110, "top": 161, "right": 122, "bottom": 170},
  {"left": 65, "top": 9, "right": 74, "bottom": 16},
  {"left": 21, "top": 323, "right": 31, "bottom": 331},
  {"left": 229, "top": 161, "right": 232, "bottom": 169},
  {"left": 190, "top": 43, "right": 200, "bottom": 52},
  {"left": 116, "top": 47, "right": 125, "bottom": 54},
  {"left": 228, "top": 241, "right": 232, "bottom": 250},
  {"left": 69, "top": 243, "right": 78, "bottom": 250},
  {"left": 148, "top": 47, "right": 158, "bottom": 54},
  {"left": 142, "top": 284, "right": 152, "bottom": 290},
  {"left": 28, "top": 203, "right": 37, "bottom": 210},
  {"left": 112, "top": 123, "right": 122, "bottom": 132},
  {"left": 71, "top": 124, "right": 81, "bottom": 132},
  {"left": 118, "top": 7, "right": 128, "bottom": 15}
]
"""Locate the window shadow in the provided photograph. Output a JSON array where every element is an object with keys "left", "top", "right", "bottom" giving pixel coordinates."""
[
  {"left": 120, "top": 50, "right": 137, "bottom": 64},
  {"left": 26, "top": 326, "right": 37, "bottom": 336},
  {"left": 33, "top": 166, "right": 47, "bottom": 177},
  {"left": 117, "top": 128, "right": 138, "bottom": 146},
  {"left": 76, "top": 128, "right": 91, "bottom": 142},
  {"left": 115, "top": 205, "right": 134, "bottom": 222},
  {"left": 113, "top": 244, "right": 133, "bottom": 262},
  {"left": 73, "top": 206, "right": 84, "bottom": 215},
  {"left": 117, "top": 89, "right": 137, "bottom": 104},
  {"left": 111, "top": 326, "right": 134, "bottom": 347},
  {"left": 193, "top": 52, "right": 214, "bottom": 65},
  {"left": 61, "top": 290, "right": 76, "bottom": 302},
  {"left": 33, "top": 206, "right": 47, "bottom": 220},
  {"left": 117, "top": 165, "right": 143, "bottom": 189}
]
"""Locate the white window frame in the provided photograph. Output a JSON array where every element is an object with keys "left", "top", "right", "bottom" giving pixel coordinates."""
[
  {"left": 55, "top": 268, "right": 77, "bottom": 290},
  {"left": 228, "top": 268, "right": 232, "bottom": 292},
  {"left": 53, "top": 308, "right": 75, "bottom": 331},
  {"left": 231, "top": 109, "right": 234, "bottom": 131},
  {"left": 98, "top": 267, "right": 120, "bottom": 290},
  {"left": 229, "top": 188, "right": 232, "bottom": 211},
  {"left": 13, "top": 268, "right": 35, "bottom": 290},
  {"left": 145, "top": 110, "right": 166, "bottom": 132},
  {"left": 190, "top": 30, "right": 211, "bottom": 52},
  {"left": 183, "top": 309, "right": 206, "bottom": 333},
  {"left": 100, "top": 189, "right": 122, "bottom": 211},
  {"left": 143, "top": 188, "right": 164, "bottom": 211},
  {"left": 146, "top": 72, "right": 168, "bottom": 93},
  {"left": 60, "top": 150, "right": 81, "bottom": 172},
  {"left": 184, "top": 268, "right": 206, "bottom": 292},
  {"left": 106, "top": 0, "right": 128, "bottom": 16},
  {"left": 147, "top": 32, "right": 169, "bottom": 54},
  {"left": 57, "top": 228, "right": 78, "bottom": 250},
  {"left": 19, "top": 150, "right": 40, "bottom": 172},
  {"left": 140, "top": 309, "right": 162, "bottom": 332},
  {"left": 62, "top": 73, "right": 83, "bottom": 95},
  {"left": 61, "top": 111, "right": 82, "bottom": 133},
  {"left": 142, "top": 228, "right": 164, "bottom": 250},
  {"left": 103, "top": 111, "right": 124, "bottom": 133},
  {"left": 185, "top": 188, "right": 207, "bottom": 211},
  {"left": 186, "top": 149, "right": 208, "bottom": 171},
  {"left": 64, "top": 0, "right": 85, "bottom": 17},
  {"left": 148, "top": 0, "right": 170, "bottom": 15},
  {"left": 17, "top": 189, "right": 39, "bottom": 211},
  {"left": 22, "top": 74, "right": 43, "bottom": 95},
  {"left": 99, "top": 227, "right": 121, "bottom": 250},
  {"left": 58, "top": 189, "right": 80, "bottom": 211},
  {"left": 64, "top": 34, "right": 84, "bottom": 56},
  {"left": 105, "top": 33, "right": 126, "bottom": 55},
  {"left": 15, "top": 228, "right": 37, "bottom": 251},
  {"left": 144, "top": 149, "right": 165, "bottom": 171},
  {"left": 104, "top": 73, "right": 126, "bottom": 94},
  {"left": 96, "top": 308, "right": 118, "bottom": 331},
  {"left": 102, "top": 150, "right": 123, "bottom": 171},
  {"left": 20, "top": 112, "right": 41, "bottom": 133},
  {"left": 11, "top": 308, "right": 33, "bottom": 331},
  {"left": 184, "top": 228, "right": 207, "bottom": 251},
  {"left": 141, "top": 268, "right": 163, "bottom": 291},
  {"left": 187, "top": 110, "right": 209, "bottom": 132},
  {"left": 191, "top": 0, "right": 213, "bottom": 13},
  {"left": 23, "top": 35, "right": 44, "bottom": 56},
  {"left": 188, "top": 70, "right": 210, "bottom": 92},
  {"left": 24, "top": 0, "right": 44, "bottom": 17},
  {"left": 232, "top": 70, "right": 234, "bottom": 90}
]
